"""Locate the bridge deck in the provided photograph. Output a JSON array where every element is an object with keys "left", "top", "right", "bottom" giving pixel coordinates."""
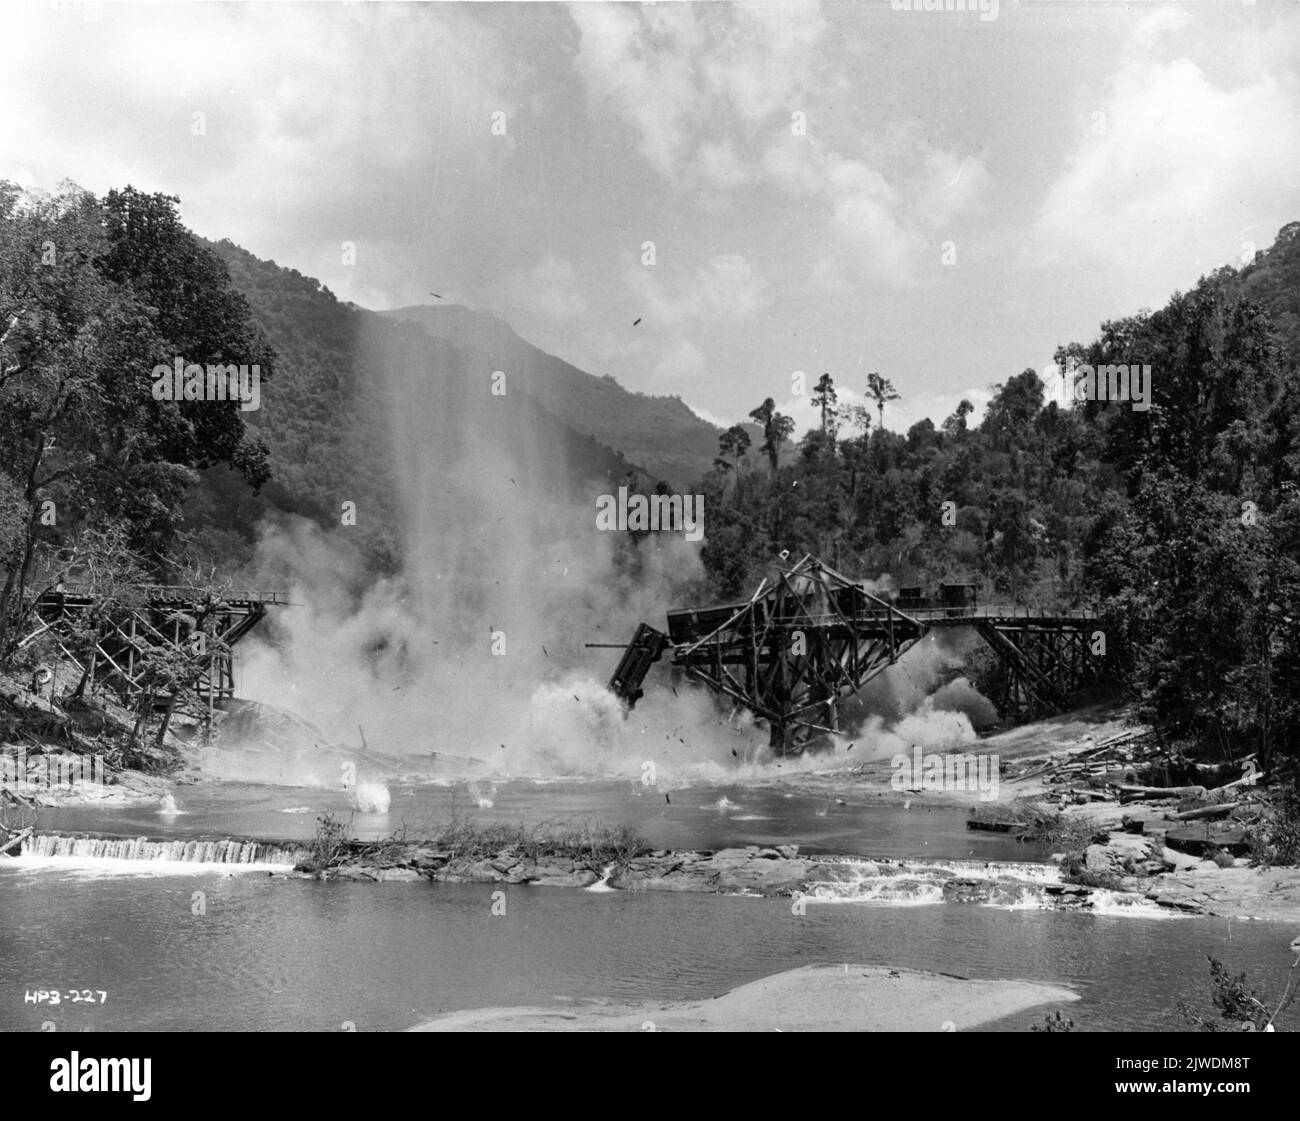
[
  {"left": 678, "top": 606, "right": 1099, "bottom": 636},
  {"left": 906, "top": 606, "right": 1098, "bottom": 626},
  {"left": 39, "top": 584, "right": 289, "bottom": 607}
]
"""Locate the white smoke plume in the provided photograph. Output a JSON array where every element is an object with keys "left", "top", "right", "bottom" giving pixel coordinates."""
[{"left": 229, "top": 316, "right": 999, "bottom": 782}]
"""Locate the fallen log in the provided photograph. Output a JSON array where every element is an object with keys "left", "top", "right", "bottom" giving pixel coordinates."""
[
  {"left": 1220, "top": 771, "right": 1266, "bottom": 790},
  {"left": 0, "top": 826, "right": 33, "bottom": 856},
  {"left": 1, "top": 785, "right": 35, "bottom": 810},
  {"left": 1095, "top": 729, "right": 1148, "bottom": 749},
  {"left": 1114, "top": 783, "right": 1206, "bottom": 801},
  {"left": 1009, "top": 762, "right": 1057, "bottom": 783},
  {"left": 966, "top": 818, "right": 1016, "bottom": 833},
  {"left": 1169, "top": 802, "right": 1241, "bottom": 822}
]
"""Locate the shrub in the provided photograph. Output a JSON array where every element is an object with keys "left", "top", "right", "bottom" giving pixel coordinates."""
[
  {"left": 1030, "top": 1009, "right": 1076, "bottom": 1032},
  {"left": 1246, "top": 782, "right": 1300, "bottom": 866},
  {"left": 300, "top": 812, "right": 353, "bottom": 875},
  {"left": 1177, "top": 956, "right": 1270, "bottom": 1031}
]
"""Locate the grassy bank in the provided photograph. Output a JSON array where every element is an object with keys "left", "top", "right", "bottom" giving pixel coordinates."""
[{"left": 298, "top": 810, "right": 652, "bottom": 877}]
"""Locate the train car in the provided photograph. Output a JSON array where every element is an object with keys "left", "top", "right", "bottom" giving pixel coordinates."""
[
  {"left": 894, "top": 585, "right": 927, "bottom": 611},
  {"left": 938, "top": 582, "right": 978, "bottom": 617}
]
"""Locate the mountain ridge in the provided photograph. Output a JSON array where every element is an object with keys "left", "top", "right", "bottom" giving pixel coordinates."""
[{"left": 382, "top": 303, "right": 723, "bottom": 488}]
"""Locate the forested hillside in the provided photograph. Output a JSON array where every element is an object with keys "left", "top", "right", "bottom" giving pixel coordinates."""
[
  {"left": 383, "top": 303, "right": 723, "bottom": 487},
  {"left": 3, "top": 179, "right": 1298, "bottom": 766},
  {"left": 188, "top": 240, "right": 643, "bottom": 573},
  {"left": 693, "top": 222, "right": 1300, "bottom": 760}
]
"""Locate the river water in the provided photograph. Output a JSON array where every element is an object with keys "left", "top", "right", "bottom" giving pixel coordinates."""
[{"left": 2, "top": 778, "right": 1296, "bottom": 1031}]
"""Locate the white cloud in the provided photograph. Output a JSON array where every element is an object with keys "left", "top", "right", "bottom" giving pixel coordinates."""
[
  {"left": 624, "top": 252, "right": 769, "bottom": 325},
  {"left": 566, "top": 1, "right": 829, "bottom": 186},
  {"left": 1028, "top": 8, "right": 1300, "bottom": 304},
  {"left": 568, "top": 2, "right": 701, "bottom": 180},
  {"left": 687, "top": 403, "right": 733, "bottom": 430},
  {"left": 509, "top": 254, "right": 590, "bottom": 321},
  {"left": 765, "top": 137, "right": 989, "bottom": 290},
  {"left": 0, "top": 3, "right": 522, "bottom": 300},
  {"left": 652, "top": 338, "right": 709, "bottom": 393},
  {"left": 698, "top": 139, "right": 752, "bottom": 189}
]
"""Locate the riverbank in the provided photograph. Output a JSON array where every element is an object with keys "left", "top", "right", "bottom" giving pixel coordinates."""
[
  {"left": 408, "top": 964, "right": 1081, "bottom": 1031},
  {"left": 760, "top": 706, "right": 1136, "bottom": 808},
  {"left": 8, "top": 825, "right": 1298, "bottom": 920},
  {"left": 315, "top": 837, "right": 1297, "bottom": 919}
]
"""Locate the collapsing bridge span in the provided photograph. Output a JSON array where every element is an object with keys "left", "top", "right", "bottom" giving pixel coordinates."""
[{"left": 597, "top": 554, "right": 1109, "bottom": 755}]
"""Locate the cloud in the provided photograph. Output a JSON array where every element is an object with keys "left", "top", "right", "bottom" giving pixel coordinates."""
[
  {"left": 624, "top": 252, "right": 769, "bottom": 325},
  {"left": 0, "top": 3, "right": 524, "bottom": 306},
  {"left": 1027, "top": 7, "right": 1300, "bottom": 306},
  {"left": 688, "top": 403, "right": 733, "bottom": 430},
  {"left": 698, "top": 139, "right": 752, "bottom": 189},
  {"left": 765, "top": 136, "right": 988, "bottom": 290},
  {"left": 568, "top": 3, "right": 701, "bottom": 180},
  {"left": 566, "top": 1, "right": 829, "bottom": 186},
  {"left": 508, "top": 254, "right": 590, "bottom": 320},
  {"left": 652, "top": 338, "right": 709, "bottom": 393}
]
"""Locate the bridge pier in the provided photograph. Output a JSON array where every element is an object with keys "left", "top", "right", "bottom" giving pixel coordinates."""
[
  {"left": 26, "top": 585, "right": 285, "bottom": 736},
  {"left": 602, "top": 554, "right": 1114, "bottom": 754}
]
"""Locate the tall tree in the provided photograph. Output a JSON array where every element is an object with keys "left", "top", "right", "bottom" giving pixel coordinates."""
[
  {"left": 812, "top": 373, "right": 839, "bottom": 438},
  {"left": 748, "top": 397, "right": 795, "bottom": 473},
  {"left": 866, "top": 371, "right": 900, "bottom": 431},
  {"left": 942, "top": 398, "right": 974, "bottom": 437},
  {"left": 715, "top": 424, "right": 751, "bottom": 475},
  {"left": 0, "top": 182, "right": 274, "bottom": 659}
]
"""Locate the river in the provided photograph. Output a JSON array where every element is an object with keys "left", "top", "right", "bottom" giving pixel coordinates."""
[{"left": 1, "top": 778, "right": 1295, "bottom": 1031}]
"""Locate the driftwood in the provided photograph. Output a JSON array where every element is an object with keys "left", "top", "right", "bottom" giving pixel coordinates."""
[
  {"left": 0, "top": 827, "right": 33, "bottom": 856},
  {"left": 1114, "top": 783, "right": 1206, "bottom": 801},
  {"left": 1, "top": 785, "right": 35, "bottom": 809},
  {"left": 1220, "top": 771, "right": 1266, "bottom": 790},
  {"left": 1093, "top": 729, "right": 1149, "bottom": 750},
  {"left": 1169, "top": 802, "right": 1241, "bottom": 822}
]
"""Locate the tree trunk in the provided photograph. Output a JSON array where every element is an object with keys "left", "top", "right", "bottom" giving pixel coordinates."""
[{"left": 154, "top": 691, "right": 178, "bottom": 749}]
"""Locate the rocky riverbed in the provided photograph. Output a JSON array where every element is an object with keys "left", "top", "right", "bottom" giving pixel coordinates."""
[{"left": 308, "top": 835, "right": 1299, "bottom": 920}]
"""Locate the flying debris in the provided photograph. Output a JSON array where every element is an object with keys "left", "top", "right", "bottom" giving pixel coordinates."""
[
  {"left": 429, "top": 292, "right": 442, "bottom": 298},
  {"left": 664, "top": 792, "right": 670, "bottom": 804},
  {"left": 633, "top": 317, "right": 642, "bottom": 326},
  {"left": 595, "top": 553, "right": 1104, "bottom": 756},
  {"left": 542, "top": 645, "right": 549, "bottom": 658}
]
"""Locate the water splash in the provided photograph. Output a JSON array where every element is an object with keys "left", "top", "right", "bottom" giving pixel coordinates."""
[
  {"left": 349, "top": 780, "right": 391, "bottom": 814},
  {"left": 466, "top": 779, "right": 496, "bottom": 809}
]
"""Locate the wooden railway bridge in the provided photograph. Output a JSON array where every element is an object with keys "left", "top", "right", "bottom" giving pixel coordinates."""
[
  {"left": 597, "top": 554, "right": 1110, "bottom": 755},
  {"left": 22, "top": 583, "right": 286, "bottom": 730}
]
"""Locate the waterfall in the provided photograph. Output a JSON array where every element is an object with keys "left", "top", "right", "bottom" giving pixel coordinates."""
[{"left": 17, "top": 832, "right": 305, "bottom": 866}]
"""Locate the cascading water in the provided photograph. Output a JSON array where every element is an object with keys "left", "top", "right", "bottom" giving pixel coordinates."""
[
  {"left": 800, "top": 856, "right": 1085, "bottom": 910},
  {"left": 18, "top": 832, "right": 304, "bottom": 867}
]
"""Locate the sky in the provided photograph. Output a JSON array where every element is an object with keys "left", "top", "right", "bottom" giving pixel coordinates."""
[{"left": 3, "top": 0, "right": 1298, "bottom": 438}]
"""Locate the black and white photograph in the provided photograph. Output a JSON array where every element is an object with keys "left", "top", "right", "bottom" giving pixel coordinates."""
[{"left": 2, "top": 0, "right": 1299, "bottom": 1068}]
